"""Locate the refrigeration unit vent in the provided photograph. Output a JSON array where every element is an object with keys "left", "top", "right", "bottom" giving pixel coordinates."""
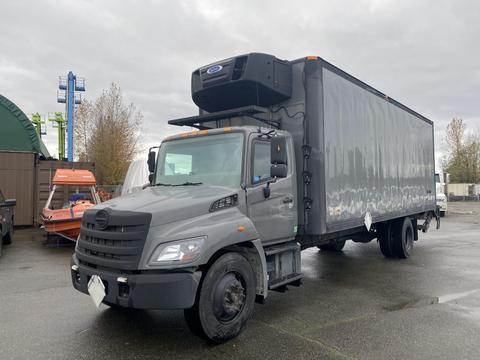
[{"left": 191, "top": 53, "right": 292, "bottom": 112}]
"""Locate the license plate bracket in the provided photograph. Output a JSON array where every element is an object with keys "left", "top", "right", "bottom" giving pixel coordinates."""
[{"left": 87, "top": 275, "right": 106, "bottom": 308}]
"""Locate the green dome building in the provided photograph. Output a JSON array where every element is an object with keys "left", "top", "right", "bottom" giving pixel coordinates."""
[{"left": 0, "top": 94, "right": 50, "bottom": 158}]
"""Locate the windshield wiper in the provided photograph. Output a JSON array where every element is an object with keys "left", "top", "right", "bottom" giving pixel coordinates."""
[
  {"left": 154, "top": 183, "right": 174, "bottom": 186},
  {"left": 171, "top": 182, "right": 203, "bottom": 186}
]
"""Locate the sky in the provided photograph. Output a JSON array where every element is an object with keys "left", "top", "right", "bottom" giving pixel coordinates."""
[{"left": 1, "top": 0, "right": 479, "bottom": 168}]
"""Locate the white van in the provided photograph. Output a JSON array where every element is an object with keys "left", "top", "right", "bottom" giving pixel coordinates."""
[{"left": 435, "top": 173, "right": 447, "bottom": 217}]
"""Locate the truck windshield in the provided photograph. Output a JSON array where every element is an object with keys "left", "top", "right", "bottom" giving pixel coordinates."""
[{"left": 155, "top": 132, "right": 244, "bottom": 188}]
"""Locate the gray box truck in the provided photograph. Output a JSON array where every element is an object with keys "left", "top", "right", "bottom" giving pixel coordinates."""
[{"left": 71, "top": 53, "right": 439, "bottom": 342}]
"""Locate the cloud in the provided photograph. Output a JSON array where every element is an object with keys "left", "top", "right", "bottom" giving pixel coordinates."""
[{"left": 1, "top": 0, "right": 478, "bottom": 163}]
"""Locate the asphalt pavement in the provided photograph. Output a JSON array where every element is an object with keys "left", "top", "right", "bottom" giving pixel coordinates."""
[{"left": 0, "top": 202, "right": 479, "bottom": 360}]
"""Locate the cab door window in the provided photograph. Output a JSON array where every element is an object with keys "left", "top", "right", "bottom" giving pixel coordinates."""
[{"left": 251, "top": 140, "right": 271, "bottom": 184}]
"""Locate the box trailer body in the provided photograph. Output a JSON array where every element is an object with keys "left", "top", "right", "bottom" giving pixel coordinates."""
[
  {"left": 299, "top": 59, "right": 435, "bottom": 236},
  {"left": 71, "top": 53, "right": 439, "bottom": 343},
  {"left": 191, "top": 55, "right": 436, "bottom": 239}
]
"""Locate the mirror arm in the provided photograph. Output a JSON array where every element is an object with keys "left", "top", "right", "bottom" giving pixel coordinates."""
[
  {"left": 148, "top": 173, "right": 155, "bottom": 185},
  {"left": 263, "top": 177, "right": 277, "bottom": 199}
]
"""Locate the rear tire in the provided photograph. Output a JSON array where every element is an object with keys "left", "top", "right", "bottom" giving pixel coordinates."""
[
  {"left": 440, "top": 211, "right": 445, "bottom": 217},
  {"left": 318, "top": 240, "right": 346, "bottom": 252},
  {"left": 377, "top": 222, "right": 395, "bottom": 258},
  {"left": 184, "top": 252, "right": 256, "bottom": 343},
  {"left": 392, "top": 217, "right": 414, "bottom": 259}
]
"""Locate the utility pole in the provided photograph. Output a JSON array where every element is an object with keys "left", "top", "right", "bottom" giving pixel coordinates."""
[
  {"left": 49, "top": 112, "right": 66, "bottom": 160},
  {"left": 57, "top": 72, "right": 85, "bottom": 161}
]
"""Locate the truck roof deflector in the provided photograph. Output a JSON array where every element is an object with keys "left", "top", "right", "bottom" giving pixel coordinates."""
[{"left": 168, "top": 105, "right": 268, "bottom": 128}]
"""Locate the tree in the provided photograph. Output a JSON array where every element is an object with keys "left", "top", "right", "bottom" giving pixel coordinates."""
[
  {"left": 74, "top": 100, "right": 93, "bottom": 162},
  {"left": 442, "top": 118, "right": 480, "bottom": 183},
  {"left": 73, "top": 83, "right": 142, "bottom": 184}
]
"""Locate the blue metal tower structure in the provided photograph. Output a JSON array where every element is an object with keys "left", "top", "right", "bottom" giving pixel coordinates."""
[{"left": 57, "top": 71, "right": 85, "bottom": 161}]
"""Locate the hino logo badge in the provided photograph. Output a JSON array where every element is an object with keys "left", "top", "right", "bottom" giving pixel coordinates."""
[
  {"left": 95, "top": 210, "right": 109, "bottom": 230},
  {"left": 206, "top": 64, "right": 223, "bottom": 74}
]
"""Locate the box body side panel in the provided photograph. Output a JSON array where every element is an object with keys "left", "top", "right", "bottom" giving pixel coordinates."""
[{"left": 322, "top": 67, "right": 435, "bottom": 232}]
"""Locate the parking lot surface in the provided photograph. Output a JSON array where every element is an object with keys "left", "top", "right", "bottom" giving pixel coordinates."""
[{"left": 0, "top": 202, "right": 479, "bottom": 360}]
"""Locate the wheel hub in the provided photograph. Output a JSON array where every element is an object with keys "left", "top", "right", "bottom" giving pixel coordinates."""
[{"left": 213, "top": 272, "right": 246, "bottom": 322}]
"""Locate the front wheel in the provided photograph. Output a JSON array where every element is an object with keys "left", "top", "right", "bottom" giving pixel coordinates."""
[{"left": 184, "top": 252, "right": 256, "bottom": 343}]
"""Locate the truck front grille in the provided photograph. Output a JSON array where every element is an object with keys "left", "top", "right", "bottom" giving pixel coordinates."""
[{"left": 76, "top": 208, "right": 152, "bottom": 271}]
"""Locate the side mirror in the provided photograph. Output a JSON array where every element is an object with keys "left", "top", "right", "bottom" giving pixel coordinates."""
[
  {"left": 270, "top": 135, "right": 288, "bottom": 178},
  {"left": 0, "top": 199, "right": 16, "bottom": 207},
  {"left": 147, "top": 151, "right": 156, "bottom": 174}
]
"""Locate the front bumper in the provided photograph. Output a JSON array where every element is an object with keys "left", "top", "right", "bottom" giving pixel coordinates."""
[{"left": 71, "top": 255, "right": 201, "bottom": 309}]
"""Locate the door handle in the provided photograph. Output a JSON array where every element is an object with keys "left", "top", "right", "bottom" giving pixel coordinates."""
[{"left": 283, "top": 196, "right": 294, "bottom": 203}]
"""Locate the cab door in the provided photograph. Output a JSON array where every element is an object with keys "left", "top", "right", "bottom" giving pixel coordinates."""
[{"left": 245, "top": 134, "right": 297, "bottom": 245}]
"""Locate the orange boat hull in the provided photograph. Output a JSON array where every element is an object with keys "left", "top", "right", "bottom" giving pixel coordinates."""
[
  {"left": 42, "top": 201, "right": 95, "bottom": 240},
  {"left": 42, "top": 218, "right": 84, "bottom": 239}
]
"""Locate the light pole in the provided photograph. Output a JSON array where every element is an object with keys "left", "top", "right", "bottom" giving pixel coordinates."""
[{"left": 57, "top": 72, "right": 85, "bottom": 161}]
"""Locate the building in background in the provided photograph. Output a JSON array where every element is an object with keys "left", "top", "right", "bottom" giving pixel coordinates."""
[{"left": 0, "top": 95, "right": 50, "bottom": 158}]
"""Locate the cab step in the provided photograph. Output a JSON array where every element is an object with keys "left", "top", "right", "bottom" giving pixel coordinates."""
[{"left": 264, "top": 241, "right": 303, "bottom": 291}]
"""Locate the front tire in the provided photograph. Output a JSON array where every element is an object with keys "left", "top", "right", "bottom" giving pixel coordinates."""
[
  {"left": 184, "top": 252, "right": 256, "bottom": 343},
  {"left": 440, "top": 211, "right": 445, "bottom": 217}
]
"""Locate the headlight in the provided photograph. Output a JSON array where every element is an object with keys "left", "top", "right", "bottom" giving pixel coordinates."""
[{"left": 149, "top": 236, "right": 205, "bottom": 265}]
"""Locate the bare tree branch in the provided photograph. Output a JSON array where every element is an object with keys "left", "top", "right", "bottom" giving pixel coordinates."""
[{"left": 74, "top": 83, "right": 142, "bottom": 184}]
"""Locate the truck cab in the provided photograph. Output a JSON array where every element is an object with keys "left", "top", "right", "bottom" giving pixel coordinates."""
[
  {"left": 72, "top": 53, "right": 438, "bottom": 342},
  {"left": 72, "top": 125, "right": 300, "bottom": 342}
]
